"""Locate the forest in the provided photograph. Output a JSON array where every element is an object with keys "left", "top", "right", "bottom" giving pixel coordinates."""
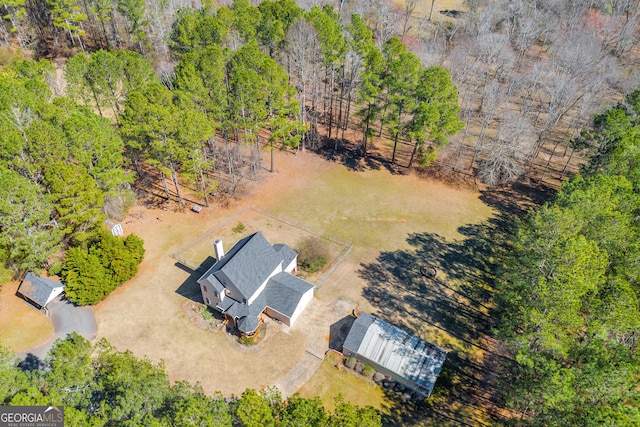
[
  {"left": 496, "top": 90, "right": 640, "bottom": 425},
  {"left": 0, "top": 0, "right": 639, "bottom": 425},
  {"left": 0, "top": 333, "right": 382, "bottom": 426}
]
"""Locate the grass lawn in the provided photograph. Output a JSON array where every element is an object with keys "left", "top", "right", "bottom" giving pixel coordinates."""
[
  {"left": 297, "top": 358, "right": 388, "bottom": 412},
  {"left": 175, "top": 207, "right": 350, "bottom": 285},
  {"left": 4, "top": 149, "right": 505, "bottom": 425}
]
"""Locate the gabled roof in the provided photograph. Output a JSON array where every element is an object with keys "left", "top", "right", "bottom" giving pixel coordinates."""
[
  {"left": 343, "top": 312, "right": 448, "bottom": 397},
  {"left": 265, "top": 272, "right": 314, "bottom": 318},
  {"left": 17, "top": 272, "right": 64, "bottom": 308},
  {"left": 273, "top": 243, "right": 297, "bottom": 267},
  {"left": 198, "top": 232, "right": 314, "bottom": 334},
  {"left": 200, "top": 232, "right": 283, "bottom": 301}
]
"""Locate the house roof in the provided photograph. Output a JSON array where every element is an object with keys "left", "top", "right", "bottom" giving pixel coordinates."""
[
  {"left": 18, "top": 272, "right": 64, "bottom": 308},
  {"left": 198, "top": 232, "right": 314, "bottom": 334},
  {"left": 265, "top": 272, "right": 314, "bottom": 318},
  {"left": 202, "top": 232, "right": 283, "bottom": 301},
  {"left": 343, "top": 312, "right": 447, "bottom": 397},
  {"left": 273, "top": 243, "right": 297, "bottom": 267}
]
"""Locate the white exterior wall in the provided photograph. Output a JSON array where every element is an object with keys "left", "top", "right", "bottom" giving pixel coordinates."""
[
  {"left": 247, "top": 263, "right": 283, "bottom": 306},
  {"left": 288, "top": 287, "right": 314, "bottom": 326},
  {"left": 44, "top": 286, "right": 65, "bottom": 306},
  {"left": 283, "top": 256, "right": 297, "bottom": 273}
]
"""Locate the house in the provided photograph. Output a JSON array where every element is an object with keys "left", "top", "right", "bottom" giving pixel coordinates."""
[
  {"left": 342, "top": 312, "right": 447, "bottom": 398},
  {"left": 17, "top": 272, "right": 65, "bottom": 313},
  {"left": 197, "top": 232, "right": 315, "bottom": 335}
]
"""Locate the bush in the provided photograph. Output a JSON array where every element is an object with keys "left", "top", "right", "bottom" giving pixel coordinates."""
[
  {"left": 363, "top": 365, "right": 375, "bottom": 379},
  {"left": 296, "top": 236, "right": 330, "bottom": 273},
  {"left": 0, "top": 265, "right": 12, "bottom": 286},
  {"left": 344, "top": 357, "right": 357, "bottom": 369},
  {"left": 232, "top": 223, "right": 245, "bottom": 234},
  {"left": 200, "top": 306, "right": 214, "bottom": 321},
  {"left": 61, "top": 228, "right": 145, "bottom": 305}
]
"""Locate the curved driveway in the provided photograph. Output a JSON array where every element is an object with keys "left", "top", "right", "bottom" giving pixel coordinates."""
[{"left": 21, "top": 296, "right": 97, "bottom": 361}]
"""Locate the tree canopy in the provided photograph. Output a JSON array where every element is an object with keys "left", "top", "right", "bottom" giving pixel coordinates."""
[
  {"left": 0, "top": 335, "right": 382, "bottom": 426},
  {"left": 496, "top": 90, "right": 640, "bottom": 425}
]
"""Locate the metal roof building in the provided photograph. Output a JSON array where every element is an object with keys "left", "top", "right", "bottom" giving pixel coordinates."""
[{"left": 343, "top": 312, "right": 447, "bottom": 398}]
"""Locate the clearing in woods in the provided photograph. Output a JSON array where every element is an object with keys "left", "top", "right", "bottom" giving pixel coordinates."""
[
  {"left": 94, "top": 148, "right": 508, "bottom": 425},
  {"left": 2, "top": 147, "right": 524, "bottom": 425}
]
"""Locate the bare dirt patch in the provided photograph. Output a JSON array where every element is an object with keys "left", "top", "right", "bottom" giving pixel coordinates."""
[{"left": 0, "top": 281, "right": 54, "bottom": 352}]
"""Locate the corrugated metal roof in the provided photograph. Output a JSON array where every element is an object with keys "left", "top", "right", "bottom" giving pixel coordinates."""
[{"left": 344, "top": 312, "right": 447, "bottom": 397}]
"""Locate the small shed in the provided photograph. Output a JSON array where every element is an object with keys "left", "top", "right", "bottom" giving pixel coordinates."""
[{"left": 17, "top": 272, "right": 65, "bottom": 313}]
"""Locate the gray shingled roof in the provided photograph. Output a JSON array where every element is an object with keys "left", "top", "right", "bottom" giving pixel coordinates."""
[
  {"left": 17, "top": 272, "right": 64, "bottom": 308},
  {"left": 272, "top": 243, "right": 297, "bottom": 268},
  {"left": 216, "top": 297, "right": 235, "bottom": 312},
  {"left": 201, "top": 273, "right": 225, "bottom": 295},
  {"left": 343, "top": 312, "right": 376, "bottom": 354},
  {"left": 238, "top": 316, "right": 259, "bottom": 334},
  {"left": 213, "top": 233, "right": 282, "bottom": 301},
  {"left": 343, "top": 312, "right": 447, "bottom": 397},
  {"left": 198, "top": 232, "right": 315, "bottom": 335},
  {"left": 265, "top": 272, "right": 314, "bottom": 317}
]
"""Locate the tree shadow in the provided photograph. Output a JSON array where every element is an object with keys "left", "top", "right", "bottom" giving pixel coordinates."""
[
  {"left": 480, "top": 179, "right": 556, "bottom": 216},
  {"left": 311, "top": 137, "right": 406, "bottom": 175},
  {"left": 19, "top": 353, "right": 48, "bottom": 372},
  {"left": 358, "top": 213, "right": 514, "bottom": 426}
]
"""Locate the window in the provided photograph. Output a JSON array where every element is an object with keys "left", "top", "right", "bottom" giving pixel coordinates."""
[
  {"left": 206, "top": 297, "right": 211, "bottom": 305},
  {"left": 214, "top": 291, "right": 218, "bottom": 297},
  {"left": 202, "top": 285, "right": 207, "bottom": 293}
]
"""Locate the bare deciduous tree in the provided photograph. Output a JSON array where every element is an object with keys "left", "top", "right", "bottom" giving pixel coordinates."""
[
  {"left": 478, "top": 111, "right": 535, "bottom": 185},
  {"left": 285, "top": 18, "right": 323, "bottom": 149}
]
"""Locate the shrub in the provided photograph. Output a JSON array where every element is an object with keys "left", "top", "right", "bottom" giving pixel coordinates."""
[
  {"left": 363, "top": 365, "right": 375, "bottom": 379},
  {"left": 200, "top": 306, "right": 214, "bottom": 321},
  {"left": 238, "top": 335, "right": 255, "bottom": 345},
  {"left": 345, "top": 357, "right": 357, "bottom": 369},
  {"left": 296, "top": 236, "right": 330, "bottom": 273},
  {"left": 0, "top": 265, "right": 12, "bottom": 286},
  {"left": 232, "top": 223, "right": 245, "bottom": 234},
  {"left": 61, "top": 228, "right": 145, "bottom": 305}
]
